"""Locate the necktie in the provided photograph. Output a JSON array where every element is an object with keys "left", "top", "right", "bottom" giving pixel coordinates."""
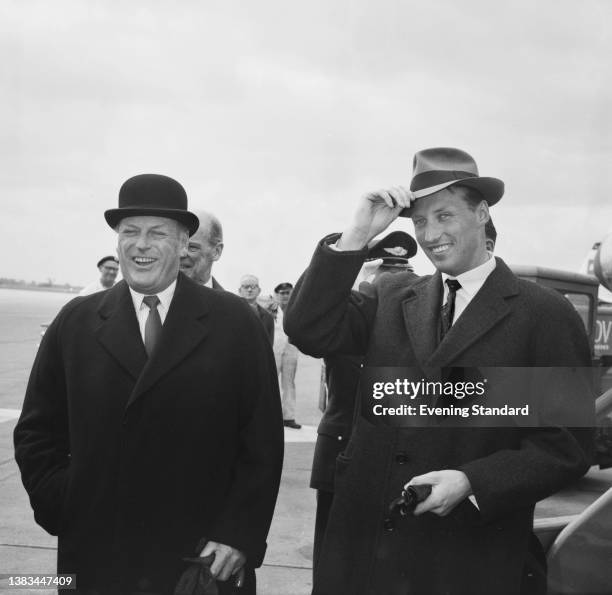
[
  {"left": 143, "top": 295, "right": 162, "bottom": 357},
  {"left": 440, "top": 279, "right": 462, "bottom": 338}
]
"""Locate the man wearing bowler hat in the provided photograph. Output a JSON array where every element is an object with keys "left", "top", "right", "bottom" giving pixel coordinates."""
[
  {"left": 14, "top": 174, "right": 283, "bottom": 594},
  {"left": 285, "top": 148, "right": 594, "bottom": 594}
]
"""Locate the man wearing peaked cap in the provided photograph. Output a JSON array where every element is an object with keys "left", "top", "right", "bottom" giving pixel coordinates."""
[
  {"left": 285, "top": 147, "right": 594, "bottom": 594},
  {"left": 15, "top": 173, "right": 283, "bottom": 594},
  {"left": 273, "top": 282, "right": 302, "bottom": 429},
  {"left": 79, "top": 255, "right": 120, "bottom": 296}
]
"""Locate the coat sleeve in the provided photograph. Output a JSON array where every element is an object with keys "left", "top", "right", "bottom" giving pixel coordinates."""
[
  {"left": 206, "top": 309, "right": 284, "bottom": 567},
  {"left": 284, "top": 235, "right": 378, "bottom": 358},
  {"left": 13, "top": 308, "right": 71, "bottom": 536},
  {"left": 459, "top": 293, "right": 595, "bottom": 523}
]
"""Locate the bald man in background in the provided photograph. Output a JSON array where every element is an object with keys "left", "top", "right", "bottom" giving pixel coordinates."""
[
  {"left": 239, "top": 274, "right": 275, "bottom": 344},
  {"left": 180, "top": 210, "right": 224, "bottom": 289}
]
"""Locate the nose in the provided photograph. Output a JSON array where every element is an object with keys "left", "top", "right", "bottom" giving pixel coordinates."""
[
  {"left": 421, "top": 220, "right": 443, "bottom": 245},
  {"left": 134, "top": 232, "right": 150, "bottom": 251}
]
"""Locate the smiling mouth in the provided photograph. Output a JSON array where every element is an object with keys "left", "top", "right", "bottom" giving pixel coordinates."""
[
  {"left": 430, "top": 244, "right": 452, "bottom": 255},
  {"left": 133, "top": 256, "right": 157, "bottom": 266}
]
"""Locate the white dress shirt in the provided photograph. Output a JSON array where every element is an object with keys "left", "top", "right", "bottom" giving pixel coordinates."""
[
  {"left": 128, "top": 280, "right": 177, "bottom": 343},
  {"left": 441, "top": 255, "right": 496, "bottom": 326}
]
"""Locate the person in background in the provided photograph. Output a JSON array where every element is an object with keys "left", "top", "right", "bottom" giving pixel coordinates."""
[
  {"left": 239, "top": 274, "right": 274, "bottom": 344},
  {"left": 79, "top": 255, "right": 119, "bottom": 295},
  {"left": 273, "top": 282, "right": 301, "bottom": 429},
  {"left": 311, "top": 231, "right": 418, "bottom": 575},
  {"left": 179, "top": 210, "right": 224, "bottom": 289}
]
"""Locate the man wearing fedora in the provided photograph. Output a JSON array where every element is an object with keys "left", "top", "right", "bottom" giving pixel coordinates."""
[
  {"left": 14, "top": 174, "right": 283, "bottom": 594},
  {"left": 285, "top": 148, "right": 594, "bottom": 594}
]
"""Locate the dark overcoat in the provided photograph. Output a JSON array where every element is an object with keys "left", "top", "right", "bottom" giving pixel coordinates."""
[
  {"left": 285, "top": 238, "right": 594, "bottom": 595},
  {"left": 254, "top": 303, "right": 275, "bottom": 345},
  {"left": 310, "top": 353, "right": 362, "bottom": 493},
  {"left": 311, "top": 276, "right": 418, "bottom": 493},
  {"left": 14, "top": 273, "right": 284, "bottom": 594}
]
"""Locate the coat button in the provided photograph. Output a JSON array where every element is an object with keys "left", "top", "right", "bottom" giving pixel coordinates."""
[
  {"left": 383, "top": 517, "right": 395, "bottom": 532},
  {"left": 395, "top": 452, "right": 408, "bottom": 464}
]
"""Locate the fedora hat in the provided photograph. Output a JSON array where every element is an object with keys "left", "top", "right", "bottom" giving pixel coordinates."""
[
  {"left": 104, "top": 174, "right": 200, "bottom": 236},
  {"left": 400, "top": 147, "right": 504, "bottom": 217}
]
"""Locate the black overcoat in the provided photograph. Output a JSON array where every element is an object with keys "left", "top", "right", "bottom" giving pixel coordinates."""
[
  {"left": 285, "top": 238, "right": 594, "bottom": 595},
  {"left": 14, "top": 273, "right": 284, "bottom": 593},
  {"left": 254, "top": 303, "right": 275, "bottom": 345}
]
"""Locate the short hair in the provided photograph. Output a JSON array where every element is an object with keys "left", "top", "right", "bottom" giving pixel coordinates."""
[
  {"left": 196, "top": 211, "right": 223, "bottom": 245},
  {"left": 240, "top": 274, "right": 260, "bottom": 286},
  {"left": 448, "top": 184, "right": 485, "bottom": 210},
  {"left": 485, "top": 217, "right": 497, "bottom": 244}
]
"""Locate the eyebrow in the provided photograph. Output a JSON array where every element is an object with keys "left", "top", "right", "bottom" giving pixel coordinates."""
[{"left": 121, "top": 223, "right": 169, "bottom": 231}]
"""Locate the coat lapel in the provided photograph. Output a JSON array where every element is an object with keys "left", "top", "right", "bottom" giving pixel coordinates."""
[
  {"left": 427, "top": 258, "right": 518, "bottom": 367},
  {"left": 95, "top": 281, "right": 147, "bottom": 380},
  {"left": 401, "top": 274, "right": 443, "bottom": 372},
  {"left": 127, "top": 274, "right": 210, "bottom": 408}
]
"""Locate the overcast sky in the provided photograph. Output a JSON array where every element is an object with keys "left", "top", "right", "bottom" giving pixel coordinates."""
[{"left": 1, "top": 0, "right": 611, "bottom": 293}]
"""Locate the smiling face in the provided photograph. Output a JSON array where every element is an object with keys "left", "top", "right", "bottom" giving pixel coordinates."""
[
  {"left": 116, "top": 216, "right": 188, "bottom": 294},
  {"left": 98, "top": 260, "right": 119, "bottom": 288},
  {"left": 410, "top": 186, "right": 490, "bottom": 276}
]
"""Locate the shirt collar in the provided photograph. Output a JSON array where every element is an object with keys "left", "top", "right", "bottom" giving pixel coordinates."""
[
  {"left": 203, "top": 277, "right": 213, "bottom": 288},
  {"left": 441, "top": 255, "right": 496, "bottom": 299},
  {"left": 129, "top": 279, "right": 177, "bottom": 312}
]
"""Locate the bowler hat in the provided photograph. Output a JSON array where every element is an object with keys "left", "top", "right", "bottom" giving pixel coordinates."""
[
  {"left": 400, "top": 147, "right": 504, "bottom": 217},
  {"left": 104, "top": 174, "right": 200, "bottom": 236},
  {"left": 367, "top": 231, "right": 417, "bottom": 266}
]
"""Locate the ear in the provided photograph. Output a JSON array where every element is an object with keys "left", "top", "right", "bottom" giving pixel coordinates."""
[
  {"left": 212, "top": 242, "right": 224, "bottom": 262},
  {"left": 477, "top": 201, "right": 490, "bottom": 224}
]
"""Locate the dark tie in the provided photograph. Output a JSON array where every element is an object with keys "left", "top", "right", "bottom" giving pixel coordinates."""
[
  {"left": 440, "top": 279, "right": 462, "bottom": 338},
  {"left": 143, "top": 295, "right": 162, "bottom": 357}
]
